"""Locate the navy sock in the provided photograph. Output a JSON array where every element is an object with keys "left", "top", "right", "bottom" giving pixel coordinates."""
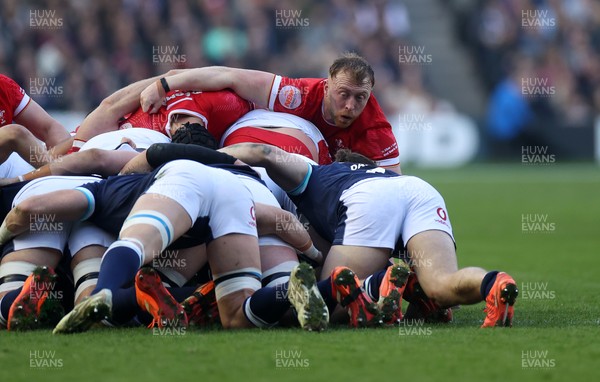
[
  {"left": 0, "top": 288, "right": 22, "bottom": 325},
  {"left": 363, "top": 269, "right": 387, "bottom": 301},
  {"left": 92, "top": 243, "right": 141, "bottom": 295},
  {"left": 244, "top": 283, "right": 291, "bottom": 327},
  {"left": 110, "top": 287, "right": 139, "bottom": 325},
  {"left": 317, "top": 278, "right": 338, "bottom": 313},
  {"left": 480, "top": 271, "right": 499, "bottom": 300}
]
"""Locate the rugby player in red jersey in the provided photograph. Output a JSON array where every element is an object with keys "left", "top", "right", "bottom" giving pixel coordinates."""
[
  {"left": 0, "top": 75, "right": 71, "bottom": 176},
  {"left": 139, "top": 53, "right": 401, "bottom": 173}
]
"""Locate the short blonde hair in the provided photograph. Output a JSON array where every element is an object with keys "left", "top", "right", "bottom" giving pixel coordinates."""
[{"left": 328, "top": 52, "right": 375, "bottom": 87}]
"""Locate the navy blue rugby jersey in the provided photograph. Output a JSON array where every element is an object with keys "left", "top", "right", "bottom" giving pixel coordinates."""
[
  {"left": 289, "top": 162, "right": 399, "bottom": 242},
  {"left": 78, "top": 169, "right": 159, "bottom": 234}
]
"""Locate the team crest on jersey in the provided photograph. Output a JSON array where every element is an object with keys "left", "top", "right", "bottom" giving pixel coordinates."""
[{"left": 279, "top": 85, "right": 302, "bottom": 109}]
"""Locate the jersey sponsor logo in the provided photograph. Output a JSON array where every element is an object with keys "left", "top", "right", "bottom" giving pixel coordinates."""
[
  {"left": 437, "top": 207, "right": 447, "bottom": 221},
  {"left": 278, "top": 85, "right": 302, "bottom": 109},
  {"left": 249, "top": 205, "right": 256, "bottom": 227},
  {"left": 435, "top": 207, "right": 449, "bottom": 227},
  {"left": 381, "top": 142, "right": 398, "bottom": 156}
]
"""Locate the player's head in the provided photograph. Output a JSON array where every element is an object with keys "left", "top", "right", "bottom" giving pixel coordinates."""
[
  {"left": 171, "top": 122, "right": 218, "bottom": 149},
  {"left": 334, "top": 148, "right": 376, "bottom": 165},
  {"left": 324, "top": 52, "right": 374, "bottom": 129}
]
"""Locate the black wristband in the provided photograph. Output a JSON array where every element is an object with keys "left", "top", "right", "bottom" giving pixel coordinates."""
[
  {"left": 146, "top": 143, "right": 237, "bottom": 168},
  {"left": 160, "top": 77, "right": 170, "bottom": 93}
]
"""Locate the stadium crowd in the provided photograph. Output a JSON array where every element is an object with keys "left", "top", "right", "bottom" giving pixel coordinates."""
[
  {"left": 457, "top": 0, "right": 600, "bottom": 155},
  {"left": 0, "top": 0, "right": 427, "bottom": 117}
]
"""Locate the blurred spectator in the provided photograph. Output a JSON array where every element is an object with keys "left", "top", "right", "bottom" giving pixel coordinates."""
[
  {"left": 465, "top": 0, "right": 600, "bottom": 136},
  {"left": 0, "top": 0, "right": 426, "bottom": 118}
]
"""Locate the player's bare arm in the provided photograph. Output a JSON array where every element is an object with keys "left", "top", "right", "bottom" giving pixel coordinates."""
[
  {"left": 0, "top": 124, "right": 49, "bottom": 168},
  {"left": 254, "top": 203, "right": 322, "bottom": 264},
  {"left": 13, "top": 99, "right": 70, "bottom": 148},
  {"left": 0, "top": 189, "right": 89, "bottom": 246},
  {"left": 140, "top": 67, "right": 275, "bottom": 113},
  {"left": 70, "top": 75, "right": 166, "bottom": 146},
  {"left": 219, "top": 143, "right": 309, "bottom": 191},
  {"left": 0, "top": 148, "right": 137, "bottom": 187}
]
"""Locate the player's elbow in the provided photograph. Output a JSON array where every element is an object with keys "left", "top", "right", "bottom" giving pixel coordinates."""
[{"left": 85, "top": 149, "right": 114, "bottom": 174}]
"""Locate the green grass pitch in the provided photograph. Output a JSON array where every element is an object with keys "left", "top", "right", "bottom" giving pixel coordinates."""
[{"left": 1, "top": 163, "right": 598, "bottom": 382}]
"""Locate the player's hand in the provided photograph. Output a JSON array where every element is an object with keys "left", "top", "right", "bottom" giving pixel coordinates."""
[{"left": 140, "top": 82, "right": 163, "bottom": 114}]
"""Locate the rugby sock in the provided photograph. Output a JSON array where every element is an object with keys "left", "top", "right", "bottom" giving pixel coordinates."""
[
  {"left": 0, "top": 288, "right": 22, "bottom": 326},
  {"left": 92, "top": 241, "right": 143, "bottom": 295},
  {"left": 110, "top": 287, "right": 139, "bottom": 325},
  {"left": 363, "top": 270, "right": 387, "bottom": 301},
  {"left": 480, "top": 271, "right": 499, "bottom": 299},
  {"left": 244, "top": 283, "right": 291, "bottom": 327},
  {"left": 316, "top": 278, "right": 338, "bottom": 312}
]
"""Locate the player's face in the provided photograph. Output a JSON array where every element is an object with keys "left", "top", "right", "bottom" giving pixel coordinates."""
[{"left": 324, "top": 71, "right": 372, "bottom": 129}]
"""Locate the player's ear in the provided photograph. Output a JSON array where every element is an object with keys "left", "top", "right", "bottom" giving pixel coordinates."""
[{"left": 323, "top": 79, "right": 328, "bottom": 95}]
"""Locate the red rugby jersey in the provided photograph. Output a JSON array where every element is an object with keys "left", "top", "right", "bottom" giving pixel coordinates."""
[
  {"left": 0, "top": 75, "right": 31, "bottom": 127},
  {"left": 120, "top": 90, "right": 253, "bottom": 142},
  {"left": 267, "top": 75, "right": 399, "bottom": 167}
]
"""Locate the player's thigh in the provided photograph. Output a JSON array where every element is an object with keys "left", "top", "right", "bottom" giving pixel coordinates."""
[
  {"left": 320, "top": 245, "right": 390, "bottom": 281},
  {"left": 406, "top": 230, "right": 458, "bottom": 294},
  {"left": 207, "top": 234, "right": 261, "bottom": 275},
  {"left": 155, "top": 244, "right": 207, "bottom": 282},
  {"left": 119, "top": 194, "right": 193, "bottom": 260},
  {"left": 260, "top": 244, "right": 297, "bottom": 271}
]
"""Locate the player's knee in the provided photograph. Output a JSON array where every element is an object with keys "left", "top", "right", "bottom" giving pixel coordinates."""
[
  {"left": 12, "top": 197, "right": 44, "bottom": 223},
  {"left": 213, "top": 268, "right": 261, "bottom": 328},
  {"left": 2, "top": 124, "right": 29, "bottom": 147},
  {"left": 418, "top": 279, "right": 450, "bottom": 305}
]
